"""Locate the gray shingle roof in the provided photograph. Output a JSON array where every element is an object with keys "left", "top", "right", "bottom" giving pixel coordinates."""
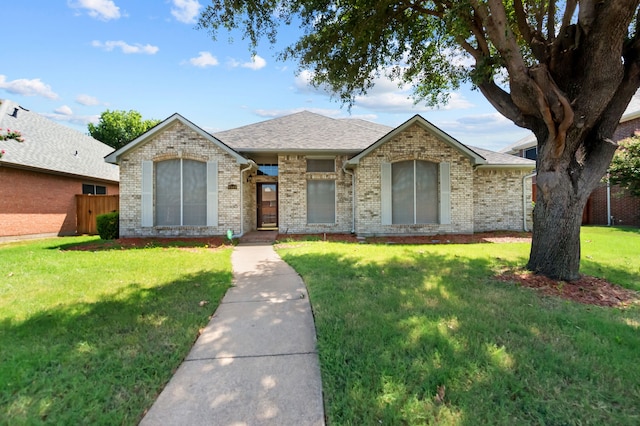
[
  {"left": 213, "top": 111, "right": 392, "bottom": 152},
  {"left": 0, "top": 99, "right": 119, "bottom": 182},
  {"left": 469, "top": 146, "right": 536, "bottom": 167}
]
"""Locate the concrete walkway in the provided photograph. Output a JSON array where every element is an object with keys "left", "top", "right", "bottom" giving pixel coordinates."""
[{"left": 140, "top": 243, "right": 325, "bottom": 426}]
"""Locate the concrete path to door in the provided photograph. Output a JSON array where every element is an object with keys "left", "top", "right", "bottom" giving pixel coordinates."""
[{"left": 140, "top": 242, "right": 325, "bottom": 426}]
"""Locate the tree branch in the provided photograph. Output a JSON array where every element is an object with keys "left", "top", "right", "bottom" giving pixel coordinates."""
[
  {"left": 477, "top": 80, "right": 533, "bottom": 128},
  {"left": 513, "top": 0, "right": 532, "bottom": 44},
  {"left": 547, "top": 0, "right": 556, "bottom": 41}
]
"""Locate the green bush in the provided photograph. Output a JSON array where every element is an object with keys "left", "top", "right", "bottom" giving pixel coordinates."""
[{"left": 96, "top": 211, "right": 119, "bottom": 240}]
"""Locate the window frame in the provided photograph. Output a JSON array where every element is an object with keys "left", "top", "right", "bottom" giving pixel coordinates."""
[
  {"left": 391, "top": 160, "right": 439, "bottom": 225},
  {"left": 306, "top": 158, "right": 335, "bottom": 173},
  {"left": 155, "top": 158, "right": 207, "bottom": 226},
  {"left": 82, "top": 184, "right": 107, "bottom": 195},
  {"left": 306, "top": 179, "right": 336, "bottom": 224}
]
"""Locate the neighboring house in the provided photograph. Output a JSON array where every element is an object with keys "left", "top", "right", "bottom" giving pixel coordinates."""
[
  {"left": 0, "top": 99, "right": 119, "bottom": 238},
  {"left": 105, "top": 111, "right": 535, "bottom": 238},
  {"left": 501, "top": 93, "right": 640, "bottom": 227}
]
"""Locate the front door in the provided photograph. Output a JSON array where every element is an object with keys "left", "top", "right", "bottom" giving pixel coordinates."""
[{"left": 257, "top": 183, "right": 278, "bottom": 229}]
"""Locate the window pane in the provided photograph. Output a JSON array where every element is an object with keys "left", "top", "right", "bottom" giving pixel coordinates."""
[
  {"left": 392, "top": 161, "right": 414, "bottom": 224},
  {"left": 257, "top": 164, "right": 278, "bottom": 176},
  {"left": 415, "top": 161, "right": 438, "bottom": 223},
  {"left": 156, "top": 160, "right": 181, "bottom": 226},
  {"left": 183, "top": 160, "right": 207, "bottom": 226},
  {"left": 524, "top": 147, "right": 537, "bottom": 160},
  {"left": 95, "top": 186, "right": 107, "bottom": 195},
  {"left": 307, "top": 180, "right": 335, "bottom": 223},
  {"left": 307, "top": 159, "right": 335, "bottom": 172},
  {"left": 82, "top": 184, "right": 95, "bottom": 195}
]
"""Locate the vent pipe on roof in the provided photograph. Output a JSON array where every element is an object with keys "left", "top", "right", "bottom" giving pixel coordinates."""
[{"left": 10, "top": 108, "right": 18, "bottom": 118}]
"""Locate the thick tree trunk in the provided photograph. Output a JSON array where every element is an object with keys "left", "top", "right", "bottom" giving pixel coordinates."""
[{"left": 527, "top": 174, "right": 589, "bottom": 281}]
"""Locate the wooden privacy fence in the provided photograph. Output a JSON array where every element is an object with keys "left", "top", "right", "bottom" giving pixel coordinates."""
[{"left": 76, "top": 194, "right": 119, "bottom": 235}]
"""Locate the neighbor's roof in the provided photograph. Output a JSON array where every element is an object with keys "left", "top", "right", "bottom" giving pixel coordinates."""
[
  {"left": 0, "top": 99, "right": 119, "bottom": 182},
  {"left": 469, "top": 146, "right": 536, "bottom": 168},
  {"left": 104, "top": 113, "right": 249, "bottom": 165},
  {"left": 214, "top": 111, "right": 393, "bottom": 153},
  {"left": 500, "top": 88, "right": 640, "bottom": 154}
]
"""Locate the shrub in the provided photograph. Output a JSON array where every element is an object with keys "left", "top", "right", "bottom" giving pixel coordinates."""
[{"left": 96, "top": 211, "right": 119, "bottom": 240}]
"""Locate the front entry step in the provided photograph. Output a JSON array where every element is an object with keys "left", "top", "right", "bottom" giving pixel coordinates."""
[{"left": 239, "top": 230, "right": 279, "bottom": 244}]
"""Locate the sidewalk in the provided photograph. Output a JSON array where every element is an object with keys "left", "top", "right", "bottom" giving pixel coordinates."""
[{"left": 140, "top": 243, "right": 325, "bottom": 426}]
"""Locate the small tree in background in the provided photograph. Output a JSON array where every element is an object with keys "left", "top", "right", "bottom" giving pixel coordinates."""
[
  {"left": 609, "top": 136, "right": 640, "bottom": 197},
  {"left": 88, "top": 110, "right": 160, "bottom": 150}
]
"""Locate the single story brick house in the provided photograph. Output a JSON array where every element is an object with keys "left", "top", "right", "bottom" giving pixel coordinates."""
[
  {"left": 105, "top": 111, "right": 535, "bottom": 238},
  {"left": 0, "top": 99, "right": 119, "bottom": 238}
]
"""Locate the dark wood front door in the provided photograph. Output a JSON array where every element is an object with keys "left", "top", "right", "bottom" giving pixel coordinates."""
[{"left": 257, "top": 183, "right": 278, "bottom": 229}]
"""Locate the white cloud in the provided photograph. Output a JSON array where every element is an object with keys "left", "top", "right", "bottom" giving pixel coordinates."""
[
  {"left": 241, "top": 55, "right": 267, "bottom": 70},
  {"left": 42, "top": 112, "right": 100, "bottom": 126},
  {"left": 435, "top": 113, "right": 530, "bottom": 151},
  {"left": 92, "top": 40, "right": 159, "bottom": 55},
  {"left": 171, "top": 0, "right": 201, "bottom": 24},
  {"left": 0, "top": 75, "right": 59, "bottom": 100},
  {"left": 55, "top": 105, "right": 74, "bottom": 115},
  {"left": 293, "top": 69, "right": 473, "bottom": 113},
  {"left": 68, "top": 0, "right": 121, "bottom": 20},
  {"left": 76, "top": 94, "right": 101, "bottom": 106},
  {"left": 228, "top": 55, "right": 267, "bottom": 70},
  {"left": 189, "top": 51, "right": 219, "bottom": 68}
]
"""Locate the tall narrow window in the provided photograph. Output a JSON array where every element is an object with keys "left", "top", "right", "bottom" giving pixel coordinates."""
[
  {"left": 307, "top": 180, "right": 335, "bottom": 223},
  {"left": 155, "top": 159, "right": 207, "bottom": 226},
  {"left": 391, "top": 160, "right": 438, "bottom": 224}
]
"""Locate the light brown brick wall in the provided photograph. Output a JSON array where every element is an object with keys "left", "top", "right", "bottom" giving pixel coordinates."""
[
  {"left": 353, "top": 123, "right": 475, "bottom": 235},
  {"left": 277, "top": 154, "right": 353, "bottom": 234},
  {"left": 473, "top": 168, "right": 533, "bottom": 232},
  {"left": 0, "top": 166, "right": 118, "bottom": 237},
  {"left": 118, "top": 121, "right": 244, "bottom": 237}
]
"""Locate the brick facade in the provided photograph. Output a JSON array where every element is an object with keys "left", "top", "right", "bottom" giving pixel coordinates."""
[
  {"left": 0, "top": 166, "right": 118, "bottom": 237},
  {"left": 474, "top": 168, "right": 534, "bottom": 232},
  {"left": 118, "top": 121, "right": 246, "bottom": 237},
  {"left": 118, "top": 119, "right": 533, "bottom": 237}
]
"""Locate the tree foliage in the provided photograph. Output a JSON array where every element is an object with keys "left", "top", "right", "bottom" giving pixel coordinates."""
[
  {"left": 609, "top": 136, "right": 640, "bottom": 197},
  {"left": 88, "top": 110, "right": 160, "bottom": 150},
  {"left": 198, "top": 1, "right": 640, "bottom": 280}
]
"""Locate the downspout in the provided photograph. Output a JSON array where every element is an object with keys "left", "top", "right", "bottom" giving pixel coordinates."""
[
  {"left": 523, "top": 171, "right": 536, "bottom": 232},
  {"left": 239, "top": 161, "right": 255, "bottom": 237},
  {"left": 606, "top": 173, "right": 612, "bottom": 226},
  {"left": 342, "top": 162, "right": 356, "bottom": 234}
]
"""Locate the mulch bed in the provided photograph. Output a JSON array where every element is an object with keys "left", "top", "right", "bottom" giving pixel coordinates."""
[
  {"left": 495, "top": 271, "right": 639, "bottom": 308},
  {"left": 64, "top": 231, "right": 639, "bottom": 308}
]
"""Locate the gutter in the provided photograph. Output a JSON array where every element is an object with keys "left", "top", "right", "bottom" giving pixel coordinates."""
[
  {"left": 342, "top": 162, "right": 356, "bottom": 234},
  {"left": 523, "top": 171, "right": 537, "bottom": 232},
  {"left": 239, "top": 161, "right": 257, "bottom": 237}
]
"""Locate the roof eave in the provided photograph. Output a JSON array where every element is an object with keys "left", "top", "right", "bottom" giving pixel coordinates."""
[{"left": 475, "top": 164, "right": 536, "bottom": 169}]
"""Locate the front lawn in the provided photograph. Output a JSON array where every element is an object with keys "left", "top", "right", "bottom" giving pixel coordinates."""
[
  {"left": 277, "top": 227, "right": 640, "bottom": 425},
  {"left": 0, "top": 237, "right": 233, "bottom": 424}
]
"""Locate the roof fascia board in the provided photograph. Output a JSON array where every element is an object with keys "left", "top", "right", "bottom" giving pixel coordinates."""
[
  {"left": 105, "top": 113, "right": 248, "bottom": 165},
  {"left": 347, "top": 115, "right": 487, "bottom": 166}
]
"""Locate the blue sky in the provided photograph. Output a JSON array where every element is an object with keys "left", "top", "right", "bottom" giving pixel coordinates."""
[{"left": 1, "top": 0, "right": 530, "bottom": 151}]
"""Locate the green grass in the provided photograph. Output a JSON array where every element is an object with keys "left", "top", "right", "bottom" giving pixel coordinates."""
[
  {"left": 0, "top": 236, "right": 233, "bottom": 425},
  {"left": 276, "top": 227, "right": 640, "bottom": 425}
]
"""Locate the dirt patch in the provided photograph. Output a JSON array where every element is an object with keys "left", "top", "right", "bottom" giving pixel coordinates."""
[{"left": 495, "top": 271, "right": 640, "bottom": 308}]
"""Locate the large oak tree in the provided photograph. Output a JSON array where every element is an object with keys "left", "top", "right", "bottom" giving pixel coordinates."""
[{"left": 199, "top": 1, "right": 640, "bottom": 280}]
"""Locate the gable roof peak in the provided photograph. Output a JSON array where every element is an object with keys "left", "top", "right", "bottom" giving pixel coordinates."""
[{"left": 104, "top": 112, "right": 248, "bottom": 165}]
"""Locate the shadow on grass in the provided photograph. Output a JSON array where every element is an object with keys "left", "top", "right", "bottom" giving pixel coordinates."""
[
  {"left": 0, "top": 270, "right": 232, "bottom": 425},
  {"left": 280, "top": 247, "right": 640, "bottom": 425},
  {"left": 50, "top": 237, "right": 233, "bottom": 252}
]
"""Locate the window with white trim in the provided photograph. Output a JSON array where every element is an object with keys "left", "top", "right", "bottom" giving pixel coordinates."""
[
  {"left": 155, "top": 159, "right": 207, "bottom": 226},
  {"left": 307, "top": 180, "right": 335, "bottom": 223},
  {"left": 381, "top": 160, "right": 450, "bottom": 225}
]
